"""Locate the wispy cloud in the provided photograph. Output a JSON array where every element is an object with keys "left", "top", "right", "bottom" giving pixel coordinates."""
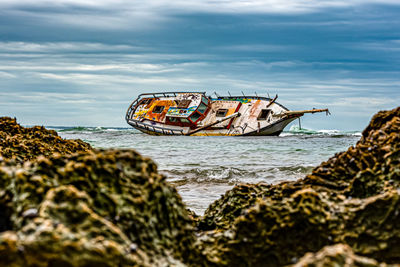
[
  {"left": 0, "top": 62, "right": 180, "bottom": 74},
  {"left": 215, "top": 44, "right": 290, "bottom": 52},
  {"left": 357, "top": 40, "right": 400, "bottom": 52},
  {"left": 0, "top": 71, "right": 16, "bottom": 78},
  {"left": 0, "top": 42, "right": 142, "bottom": 53}
]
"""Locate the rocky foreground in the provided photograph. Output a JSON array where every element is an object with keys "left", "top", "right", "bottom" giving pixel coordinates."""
[{"left": 0, "top": 108, "right": 399, "bottom": 266}]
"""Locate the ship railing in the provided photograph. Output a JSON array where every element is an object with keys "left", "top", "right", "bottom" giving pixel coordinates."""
[
  {"left": 125, "top": 91, "right": 206, "bottom": 122},
  {"left": 136, "top": 91, "right": 206, "bottom": 98},
  {"left": 215, "top": 95, "right": 273, "bottom": 101},
  {"left": 127, "top": 119, "right": 184, "bottom": 135},
  {"left": 214, "top": 94, "right": 289, "bottom": 111}
]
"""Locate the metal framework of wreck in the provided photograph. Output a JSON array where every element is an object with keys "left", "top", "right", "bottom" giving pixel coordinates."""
[{"left": 125, "top": 91, "right": 329, "bottom": 136}]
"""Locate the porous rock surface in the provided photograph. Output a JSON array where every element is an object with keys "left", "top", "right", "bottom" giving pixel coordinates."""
[
  {"left": 291, "top": 244, "right": 393, "bottom": 267},
  {"left": 0, "top": 117, "right": 91, "bottom": 162},
  {"left": 0, "top": 149, "right": 197, "bottom": 266},
  {"left": 197, "top": 107, "right": 400, "bottom": 266}
]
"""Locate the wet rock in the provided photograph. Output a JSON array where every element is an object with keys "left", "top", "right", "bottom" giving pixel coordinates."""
[
  {"left": 0, "top": 117, "right": 91, "bottom": 162},
  {"left": 0, "top": 149, "right": 199, "bottom": 266}
]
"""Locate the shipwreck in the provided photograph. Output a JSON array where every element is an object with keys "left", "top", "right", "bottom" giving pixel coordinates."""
[{"left": 125, "top": 92, "right": 329, "bottom": 136}]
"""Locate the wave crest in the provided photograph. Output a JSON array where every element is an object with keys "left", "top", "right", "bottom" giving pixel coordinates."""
[
  {"left": 282, "top": 125, "right": 361, "bottom": 137},
  {"left": 163, "top": 164, "right": 314, "bottom": 186}
]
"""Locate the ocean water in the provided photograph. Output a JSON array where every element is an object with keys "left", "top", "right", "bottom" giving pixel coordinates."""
[{"left": 55, "top": 125, "right": 361, "bottom": 214}]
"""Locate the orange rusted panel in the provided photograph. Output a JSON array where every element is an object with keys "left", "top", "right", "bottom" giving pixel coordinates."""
[{"left": 145, "top": 100, "right": 176, "bottom": 123}]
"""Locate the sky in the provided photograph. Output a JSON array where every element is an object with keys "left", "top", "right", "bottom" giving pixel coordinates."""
[{"left": 0, "top": 0, "right": 399, "bottom": 130}]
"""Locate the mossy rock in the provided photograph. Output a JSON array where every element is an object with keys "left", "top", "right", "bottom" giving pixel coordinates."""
[{"left": 0, "top": 149, "right": 200, "bottom": 266}]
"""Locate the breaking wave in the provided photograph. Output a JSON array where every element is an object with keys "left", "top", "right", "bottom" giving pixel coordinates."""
[
  {"left": 281, "top": 125, "right": 361, "bottom": 137},
  {"left": 163, "top": 166, "right": 252, "bottom": 185},
  {"left": 163, "top": 164, "right": 314, "bottom": 186}
]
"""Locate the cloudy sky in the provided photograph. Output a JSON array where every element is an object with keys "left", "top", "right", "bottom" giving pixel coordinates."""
[{"left": 0, "top": 0, "right": 399, "bottom": 130}]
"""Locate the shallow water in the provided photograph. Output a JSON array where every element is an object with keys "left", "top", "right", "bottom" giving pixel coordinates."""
[{"left": 55, "top": 125, "right": 361, "bottom": 214}]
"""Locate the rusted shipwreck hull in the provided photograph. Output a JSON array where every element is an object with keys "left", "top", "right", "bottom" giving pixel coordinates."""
[{"left": 125, "top": 92, "right": 329, "bottom": 136}]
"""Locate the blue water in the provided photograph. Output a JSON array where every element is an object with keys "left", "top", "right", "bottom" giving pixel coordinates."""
[{"left": 55, "top": 125, "right": 361, "bottom": 214}]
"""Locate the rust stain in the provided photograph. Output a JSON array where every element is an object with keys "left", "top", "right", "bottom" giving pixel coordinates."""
[{"left": 249, "top": 99, "right": 262, "bottom": 119}]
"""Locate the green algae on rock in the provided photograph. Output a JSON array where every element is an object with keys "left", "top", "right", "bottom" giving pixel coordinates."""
[
  {"left": 0, "top": 117, "right": 91, "bottom": 162},
  {"left": 0, "top": 149, "right": 198, "bottom": 266}
]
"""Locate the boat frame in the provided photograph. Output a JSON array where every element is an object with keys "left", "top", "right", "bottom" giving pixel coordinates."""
[{"left": 126, "top": 91, "right": 328, "bottom": 136}]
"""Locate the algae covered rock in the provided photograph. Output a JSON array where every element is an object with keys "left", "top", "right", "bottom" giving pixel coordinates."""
[
  {"left": 0, "top": 117, "right": 91, "bottom": 162},
  {"left": 0, "top": 149, "right": 198, "bottom": 266}
]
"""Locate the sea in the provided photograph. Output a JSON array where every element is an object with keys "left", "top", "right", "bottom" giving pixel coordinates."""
[{"left": 54, "top": 125, "right": 361, "bottom": 214}]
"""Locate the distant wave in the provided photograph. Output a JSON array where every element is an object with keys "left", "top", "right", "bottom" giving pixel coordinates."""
[
  {"left": 53, "top": 125, "right": 361, "bottom": 137},
  {"left": 281, "top": 125, "right": 361, "bottom": 137}
]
